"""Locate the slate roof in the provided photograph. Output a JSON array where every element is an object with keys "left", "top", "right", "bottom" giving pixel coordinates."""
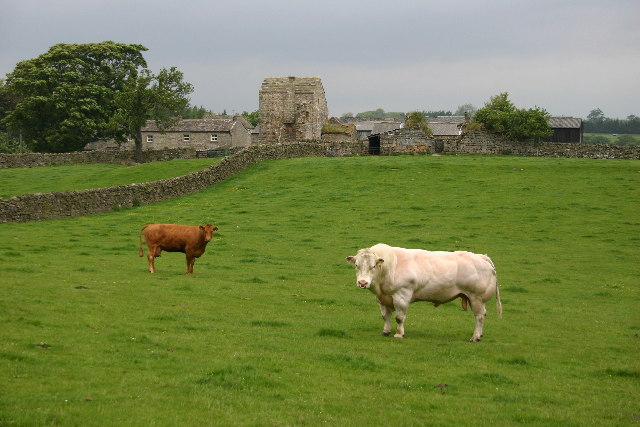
[
  {"left": 426, "top": 116, "right": 465, "bottom": 136},
  {"left": 428, "top": 123, "right": 462, "bottom": 136},
  {"left": 142, "top": 117, "right": 236, "bottom": 133},
  {"left": 547, "top": 117, "right": 582, "bottom": 128},
  {"left": 355, "top": 121, "right": 402, "bottom": 133}
]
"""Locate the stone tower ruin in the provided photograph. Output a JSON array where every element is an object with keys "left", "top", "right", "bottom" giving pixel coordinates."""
[{"left": 259, "top": 77, "right": 328, "bottom": 144}]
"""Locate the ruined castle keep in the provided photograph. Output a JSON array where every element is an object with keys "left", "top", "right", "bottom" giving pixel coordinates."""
[{"left": 259, "top": 77, "right": 328, "bottom": 144}]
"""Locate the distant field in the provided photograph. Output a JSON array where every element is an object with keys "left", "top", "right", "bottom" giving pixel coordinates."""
[
  {"left": 0, "top": 158, "right": 220, "bottom": 199},
  {"left": 584, "top": 132, "right": 639, "bottom": 145},
  {"left": 0, "top": 155, "right": 638, "bottom": 425}
]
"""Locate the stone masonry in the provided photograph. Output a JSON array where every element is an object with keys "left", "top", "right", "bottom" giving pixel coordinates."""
[{"left": 259, "top": 77, "right": 328, "bottom": 144}]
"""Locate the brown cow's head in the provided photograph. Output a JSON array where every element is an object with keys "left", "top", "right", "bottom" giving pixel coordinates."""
[
  {"left": 201, "top": 224, "right": 218, "bottom": 242},
  {"left": 346, "top": 248, "right": 384, "bottom": 289}
]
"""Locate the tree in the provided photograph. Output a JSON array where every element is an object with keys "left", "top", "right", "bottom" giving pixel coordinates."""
[
  {"left": 584, "top": 110, "right": 640, "bottom": 134},
  {"left": 422, "top": 110, "right": 452, "bottom": 117},
  {"left": 109, "top": 67, "right": 193, "bottom": 162},
  {"left": 587, "top": 108, "right": 605, "bottom": 122},
  {"left": 241, "top": 110, "right": 259, "bottom": 126},
  {"left": 182, "top": 105, "right": 209, "bottom": 119},
  {"left": 473, "top": 92, "right": 551, "bottom": 141},
  {"left": 454, "top": 104, "right": 477, "bottom": 118},
  {"left": 0, "top": 79, "right": 22, "bottom": 153},
  {"left": 355, "top": 108, "right": 405, "bottom": 120},
  {"left": 404, "top": 111, "right": 432, "bottom": 136},
  {"left": 2, "top": 42, "right": 147, "bottom": 152},
  {"left": 2, "top": 42, "right": 193, "bottom": 157}
]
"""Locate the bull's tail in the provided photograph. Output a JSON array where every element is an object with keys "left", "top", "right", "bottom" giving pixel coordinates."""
[
  {"left": 481, "top": 254, "right": 502, "bottom": 318},
  {"left": 139, "top": 225, "right": 146, "bottom": 257},
  {"left": 495, "top": 278, "right": 503, "bottom": 318}
]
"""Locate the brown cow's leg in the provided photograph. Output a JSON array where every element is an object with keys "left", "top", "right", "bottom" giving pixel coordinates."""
[
  {"left": 147, "top": 245, "right": 159, "bottom": 273},
  {"left": 186, "top": 255, "right": 195, "bottom": 274}
]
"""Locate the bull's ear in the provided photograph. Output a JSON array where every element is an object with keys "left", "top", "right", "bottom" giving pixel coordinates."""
[
  {"left": 376, "top": 258, "right": 385, "bottom": 266},
  {"left": 346, "top": 256, "right": 356, "bottom": 265}
]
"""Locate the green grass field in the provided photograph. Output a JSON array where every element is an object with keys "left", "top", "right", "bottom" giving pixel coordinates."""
[
  {"left": 1, "top": 155, "right": 638, "bottom": 425},
  {"left": 0, "top": 158, "right": 220, "bottom": 199}
]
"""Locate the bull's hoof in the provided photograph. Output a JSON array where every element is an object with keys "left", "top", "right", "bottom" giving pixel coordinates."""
[
  {"left": 469, "top": 337, "right": 481, "bottom": 342},
  {"left": 381, "top": 332, "right": 390, "bottom": 337},
  {"left": 394, "top": 334, "right": 405, "bottom": 338}
]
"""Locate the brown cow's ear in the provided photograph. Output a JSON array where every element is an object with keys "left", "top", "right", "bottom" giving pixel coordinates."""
[
  {"left": 346, "top": 256, "right": 355, "bottom": 265},
  {"left": 213, "top": 227, "right": 219, "bottom": 231}
]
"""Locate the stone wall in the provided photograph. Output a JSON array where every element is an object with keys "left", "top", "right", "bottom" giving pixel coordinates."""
[
  {"left": 0, "top": 148, "right": 198, "bottom": 169},
  {"left": 379, "top": 127, "right": 435, "bottom": 155},
  {"left": 0, "top": 143, "right": 335, "bottom": 223},
  {"left": 375, "top": 128, "right": 640, "bottom": 159},
  {"left": 444, "top": 131, "right": 640, "bottom": 159}
]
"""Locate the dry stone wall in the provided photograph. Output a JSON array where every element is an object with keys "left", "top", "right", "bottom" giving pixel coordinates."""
[
  {"left": 444, "top": 131, "right": 640, "bottom": 159},
  {"left": 376, "top": 129, "right": 640, "bottom": 159},
  {"left": 0, "top": 148, "right": 197, "bottom": 169},
  {"left": 0, "top": 143, "right": 331, "bottom": 223}
]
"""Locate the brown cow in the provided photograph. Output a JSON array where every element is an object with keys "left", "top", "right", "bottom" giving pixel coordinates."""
[{"left": 138, "top": 224, "right": 218, "bottom": 274}]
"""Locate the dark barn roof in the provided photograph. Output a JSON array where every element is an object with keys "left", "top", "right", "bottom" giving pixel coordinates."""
[{"left": 548, "top": 117, "right": 583, "bottom": 129}]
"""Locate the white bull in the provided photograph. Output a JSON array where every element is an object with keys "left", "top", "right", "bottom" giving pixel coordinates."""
[{"left": 346, "top": 243, "right": 502, "bottom": 341}]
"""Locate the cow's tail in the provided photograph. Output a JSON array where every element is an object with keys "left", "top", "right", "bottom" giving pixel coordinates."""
[
  {"left": 482, "top": 254, "right": 502, "bottom": 318},
  {"left": 139, "top": 225, "right": 146, "bottom": 257}
]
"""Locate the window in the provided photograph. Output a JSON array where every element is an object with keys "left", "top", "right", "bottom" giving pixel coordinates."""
[
  {"left": 183, "top": 134, "right": 190, "bottom": 142},
  {"left": 146, "top": 135, "right": 154, "bottom": 143},
  {"left": 210, "top": 134, "right": 218, "bottom": 142}
]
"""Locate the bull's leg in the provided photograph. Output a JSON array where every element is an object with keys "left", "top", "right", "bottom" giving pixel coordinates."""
[
  {"left": 392, "top": 293, "right": 411, "bottom": 338},
  {"left": 379, "top": 303, "right": 393, "bottom": 336},
  {"left": 469, "top": 298, "right": 487, "bottom": 342}
]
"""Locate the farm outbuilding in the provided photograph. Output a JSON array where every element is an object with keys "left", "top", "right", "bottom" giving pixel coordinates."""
[{"left": 546, "top": 117, "right": 584, "bottom": 143}]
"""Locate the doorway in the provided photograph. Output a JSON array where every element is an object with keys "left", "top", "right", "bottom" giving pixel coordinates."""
[{"left": 368, "top": 135, "right": 381, "bottom": 155}]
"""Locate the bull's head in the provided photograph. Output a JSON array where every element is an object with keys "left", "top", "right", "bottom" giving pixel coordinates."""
[
  {"left": 201, "top": 224, "right": 219, "bottom": 242},
  {"left": 346, "top": 248, "right": 384, "bottom": 289}
]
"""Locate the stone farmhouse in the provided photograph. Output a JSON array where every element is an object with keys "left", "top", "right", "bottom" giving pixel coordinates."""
[
  {"left": 85, "top": 115, "right": 253, "bottom": 151},
  {"left": 140, "top": 115, "right": 253, "bottom": 150}
]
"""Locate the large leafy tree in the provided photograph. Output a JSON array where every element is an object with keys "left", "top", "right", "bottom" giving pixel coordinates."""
[
  {"left": 2, "top": 42, "right": 193, "bottom": 157},
  {"left": 109, "top": 67, "right": 193, "bottom": 162},
  {"left": 2, "top": 42, "right": 147, "bottom": 152},
  {"left": 473, "top": 92, "right": 551, "bottom": 141}
]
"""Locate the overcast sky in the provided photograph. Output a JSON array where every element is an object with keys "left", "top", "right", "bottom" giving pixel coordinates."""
[{"left": 1, "top": 0, "right": 638, "bottom": 119}]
